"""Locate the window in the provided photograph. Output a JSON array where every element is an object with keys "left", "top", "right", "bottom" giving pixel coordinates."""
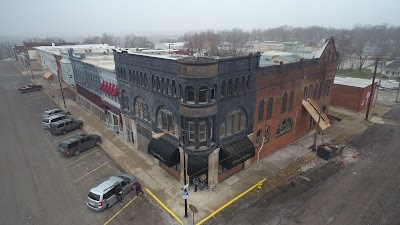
[
  {"left": 179, "top": 84, "right": 183, "bottom": 101},
  {"left": 324, "top": 80, "right": 331, "bottom": 96},
  {"left": 247, "top": 75, "right": 251, "bottom": 90},
  {"left": 256, "top": 130, "right": 262, "bottom": 146},
  {"left": 166, "top": 79, "right": 170, "bottom": 95},
  {"left": 281, "top": 93, "right": 287, "bottom": 114},
  {"left": 234, "top": 78, "right": 239, "bottom": 94},
  {"left": 289, "top": 91, "right": 294, "bottom": 112},
  {"left": 276, "top": 118, "right": 292, "bottom": 136},
  {"left": 304, "top": 87, "right": 308, "bottom": 100},
  {"left": 157, "top": 106, "right": 174, "bottom": 132},
  {"left": 188, "top": 121, "right": 195, "bottom": 146},
  {"left": 80, "top": 138, "right": 87, "bottom": 144},
  {"left": 199, "top": 121, "right": 207, "bottom": 147},
  {"left": 134, "top": 96, "right": 148, "bottom": 120},
  {"left": 258, "top": 100, "right": 264, "bottom": 122},
  {"left": 199, "top": 87, "right": 207, "bottom": 103},
  {"left": 313, "top": 83, "right": 318, "bottom": 99},
  {"left": 220, "top": 107, "right": 246, "bottom": 137},
  {"left": 221, "top": 81, "right": 226, "bottom": 98},
  {"left": 152, "top": 76, "right": 155, "bottom": 90},
  {"left": 309, "top": 85, "right": 313, "bottom": 99},
  {"left": 156, "top": 77, "right": 160, "bottom": 91},
  {"left": 210, "top": 84, "right": 216, "bottom": 101},
  {"left": 172, "top": 80, "right": 176, "bottom": 97},
  {"left": 267, "top": 97, "right": 273, "bottom": 120},
  {"left": 186, "top": 86, "right": 195, "bottom": 103},
  {"left": 264, "top": 126, "right": 270, "bottom": 143}
]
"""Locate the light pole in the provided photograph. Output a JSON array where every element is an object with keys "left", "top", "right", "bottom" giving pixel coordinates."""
[
  {"left": 152, "top": 130, "right": 188, "bottom": 218},
  {"left": 56, "top": 71, "right": 67, "bottom": 109}
]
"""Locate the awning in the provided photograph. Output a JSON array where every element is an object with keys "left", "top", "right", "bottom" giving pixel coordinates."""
[
  {"left": 302, "top": 98, "right": 331, "bottom": 130},
  {"left": 108, "top": 84, "right": 115, "bottom": 95},
  {"left": 219, "top": 137, "right": 255, "bottom": 169},
  {"left": 43, "top": 72, "right": 53, "bottom": 80},
  {"left": 99, "top": 81, "right": 105, "bottom": 91},
  {"left": 148, "top": 138, "right": 180, "bottom": 167},
  {"left": 112, "top": 85, "right": 119, "bottom": 96},
  {"left": 103, "top": 102, "right": 121, "bottom": 114},
  {"left": 104, "top": 82, "right": 111, "bottom": 93}
]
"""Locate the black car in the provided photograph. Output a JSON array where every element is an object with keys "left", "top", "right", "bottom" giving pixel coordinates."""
[
  {"left": 58, "top": 134, "right": 102, "bottom": 156},
  {"left": 18, "top": 84, "right": 43, "bottom": 93}
]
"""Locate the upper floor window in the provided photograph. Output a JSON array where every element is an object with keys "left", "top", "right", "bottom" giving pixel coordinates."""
[
  {"left": 288, "top": 91, "right": 294, "bottom": 112},
  {"left": 157, "top": 106, "right": 174, "bottom": 132},
  {"left": 256, "top": 130, "right": 262, "bottom": 146},
  {"left": 258, "top": 100, "right": 264, "bottom": 122},
  {"left": 221, "top": 81, "right": 226, "bottom": 98},
  {"left": 264, "top": 126, "right": 270, "bottom": 143},
  {"left": 234, "top": 78, "right": 239, "bottom": 95},
  {"left": 134, "top": 96, "right": 148, "bottom": 120},
  {"left": 219, "top": 107, "right": 247, "bottom": 137},
  {"left": 199, "top": 86, "right": 207, "bottom": 103},
  {"left": 186, "top": 86, "right": 195, "bottom": 103},
  {"left": 276, "top": 118, "right": 292, "bottom": 137},
  {"left": 314, "top": 83, "right": 319, "bottom": 99},
  {"left": 304, "top": 87, "right": 308, "bottom": 100},
  {"left": 309, "top": 85, "right": 313, "bottom": 99},
  {"left": 281, "top": 93, "right": 287, "bottom": 114},
  {"left": 179, "top": 84, "right": 183, "bottom": 101},
  {"left": 188, "top": 121, "right": 195, "bottom": 146},
  {"left": 267, "top": 97, "right": 273, "bottom": 120},
  {"left": 172, "top": 80, "right": 176, "bottom": 97},
  {"left": 210, "top": 84, "right": 216, "bottom": 101}
]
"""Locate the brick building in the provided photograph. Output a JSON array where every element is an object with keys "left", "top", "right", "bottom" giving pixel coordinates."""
[
  {"left": 330, "top": 77, "right": 378, "bottom": 112},
  {"left": 114, "top": 37, "right": 337, "bottom": 185}
]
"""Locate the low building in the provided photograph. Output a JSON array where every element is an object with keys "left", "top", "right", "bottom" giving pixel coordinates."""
[
  {"left": 154, "top": 42, "right": 186, "bottom": 50},
  {"left": 383, "top": 60, "right": 400, "bottom": 78},
  {"left": 331, "top": 77, "right": 378, "bottom": 112}
]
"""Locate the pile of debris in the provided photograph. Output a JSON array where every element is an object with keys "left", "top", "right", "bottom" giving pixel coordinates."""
[{"left": 316, "top": 142, "right": 346, "bottom": 160}]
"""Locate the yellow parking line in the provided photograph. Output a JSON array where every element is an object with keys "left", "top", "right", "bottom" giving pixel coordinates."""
[
  {"left": 74, "top": 161, "right": 110, "bottom": 183},
  {"left": 51, "top": 132, "right": 83, "bottom": 144},
  {"left": 146, "top": 188, "right": 183, "bottom": 225},
  {"left": 103, "top": 195, "right": 139, "bottom": 225},
  {"left": 65, "top": 149, "right": 99, "bottom": 167}
]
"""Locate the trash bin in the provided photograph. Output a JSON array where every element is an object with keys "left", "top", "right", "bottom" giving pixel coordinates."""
[
  {"left": 316, "top": 143, "right": 345, "bottom": 160},
  {"left": 317, "top": 145, "right": 334, "bottom": 160}
]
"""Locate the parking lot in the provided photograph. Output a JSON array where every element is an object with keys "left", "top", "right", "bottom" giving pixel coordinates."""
[{"left": 1, "top": 60, "right": 172, "bottom": 225}]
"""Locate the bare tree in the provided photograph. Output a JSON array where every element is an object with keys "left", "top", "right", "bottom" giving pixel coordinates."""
[
  {"left": 335, "top": 29, "right": 352, "bottom": 70},
  {"left": 225, "top": 28, "right": 250, "bottom": 56},
  {"left": 0, "top": 42, "right": 14, "bottom": 60},
  {"left": 83, "top": 36, "right": 101, "bottom": 44},
  {"left": 101, "top": 33, "right": 116, "bottom": 46}
]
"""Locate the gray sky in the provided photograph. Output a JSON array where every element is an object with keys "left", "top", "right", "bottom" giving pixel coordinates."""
[{"left": 1, "top": 0, "right": 399, "bottom": 37}]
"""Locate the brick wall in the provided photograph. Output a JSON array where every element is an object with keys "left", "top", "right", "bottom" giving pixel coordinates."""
[{"left": 331, "top": 82, "right": 377, "bottom": 112}]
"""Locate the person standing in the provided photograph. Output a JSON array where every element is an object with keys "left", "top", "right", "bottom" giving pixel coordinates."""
[
  {"left": 193, "top": 177, "right": 199, "bottom": 192},
  {"left": 115, "top": 183, "right": 123, "bottom": 203},
  {"left": 135, "top": 181, "right": 144, "bottom": 196}
]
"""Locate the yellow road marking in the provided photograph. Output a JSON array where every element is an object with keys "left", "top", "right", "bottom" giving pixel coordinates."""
[
  {"left": 103, "top": 195, "right": 139, "bottom": 225},
  {"left": 197, "top": 178, "right": 267, "bottom": 225},
  {"left": 145, "top": 188, "right": 183, "bottom": 225},
  {"left": 74, "top": 161, "right": 110, "bottom": 183},
  {"left": 50, "top": 131, "right": 83, "bottom": 144},
  {"left": 65, "top": 149, "right": 99, "bottom": 167}
]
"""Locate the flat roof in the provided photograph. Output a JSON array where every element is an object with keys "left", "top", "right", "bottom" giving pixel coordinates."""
[
  {"left": 334, "top": 76, "right": 377, "bottom": 88},
  {"left": 82, "top": 55, "right": 115, "bottom": 70}
]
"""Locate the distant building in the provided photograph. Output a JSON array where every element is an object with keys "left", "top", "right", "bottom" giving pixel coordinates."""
[
  {"left": 383, "top": 60, "right": 400, "bottom": 78},
  {"left": 331, "top": 77, "right": 378, "bottom": 112},
  {"left": 154, "top": 42, "right": 186, "bottom": 50}
]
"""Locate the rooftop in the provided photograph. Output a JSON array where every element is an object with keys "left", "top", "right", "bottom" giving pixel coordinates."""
[
  {"left": 35, "top": 44, "right": 114, "bottom": 56},
  {"left": 82, "top": 55, "right": 115, "bottom": 70},
  {"left": 385, "top": 60, "right": 400, "bottom": 69},
  {"left": 334, "top": 76, "right": 377, "bottom": 88}
]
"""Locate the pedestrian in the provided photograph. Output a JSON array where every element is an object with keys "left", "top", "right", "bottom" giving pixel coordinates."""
[
  {"left": 115, "top": 183, "right": 123, "bottom": 203},
  {"left": 193, "top": 177, "right": 199, "bottom": 192},
  {"left": 135, "top": 181, "right": 144, "bottom": 196},
  {"left": 199, "top": 174, "right": 206, "bottom": 191}
]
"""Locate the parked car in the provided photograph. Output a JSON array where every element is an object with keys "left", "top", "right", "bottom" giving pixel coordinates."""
[
  {"left": 50, "top": 118, "right": 83, "bottom": 135},
  {"left": 43, "top": 109, "right": 70, "bottom": 118},
  {"left": 87, "top": 175, "right": 137, "bottom": 211},
  {"left": 58, "top": 134, "right": 101, "bottom": 156},
  {"left": 42, "top": 115, "right": 70, "bottom": 129},
  {"left": 18, "top": 84, "right": 43, "bottom": 93}
]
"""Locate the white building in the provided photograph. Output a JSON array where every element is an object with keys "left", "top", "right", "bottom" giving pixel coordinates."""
[{"left": 154, "top": 42, "right": 186, "bottom": 50}]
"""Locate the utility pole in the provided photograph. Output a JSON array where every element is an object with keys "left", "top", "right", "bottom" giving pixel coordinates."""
[
  {"left": 366, "top": 58, "right": 378, "bottom": 121},
  {"left": 57, "top": 72, "right": 67, "bottom": 109}
]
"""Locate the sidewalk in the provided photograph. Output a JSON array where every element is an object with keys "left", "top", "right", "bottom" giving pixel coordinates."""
[{"left": 36, "top": 76, "right": 387, "bottom": 224}]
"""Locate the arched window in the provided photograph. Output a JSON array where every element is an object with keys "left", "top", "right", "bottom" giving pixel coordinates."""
[
  {"left": 256, "top": 130, "right": 262, "bottom": 146},
  {"left": 281, "top": 93, "right": 287, "bottom": 114},
  {"left": 140, "top": 73, "right": 143, "bottom": 86},
  {"left": 199, "top": 86, "right": 208, "bottom": 103},
  {"left": 179, "top": 84, "right": 183, "bottom": 101},
  {"left": 221, "top": 81, "right": 226, "bottom": 98},
  {"left": 264, "top": 126, "right": 270, "bottom": 143},
  {"left": 289, "top": 91, "right": 294, "bottom": 112},
  {"left": 156, "top": 77, "right": 160, "bottom": 92},
  {"left": 134, "top": 96, "right": 148, "bottom": 120},
  {"left": 276, "top": 118, "right": 292, "bottom": 136},
  {"left": 247, "top": 75, "right": 251, "bottom": 90},
  {"left": 210, "top": 84, "right": 216, "bottom": 101},
  {"left": 151, "top": 75, "right": 155, "bottom": 90},
  {"left": 258, "top": 100, "right": 264, "bottom": 122},
  {"left": 161, "top": 78, "right": 165, "bottom": 93},
  {"left": 220, "top": 107, "right": 247, "bottom": 137},
  {"left": 314, "top": 83, "right": 318, "bottom": 99},
  {"left": 121, "top": 90, "right": 129, "bottom": 110},
  {"left": 136, "top": 71, "right": 139, "bottom": 84},
  {"left": 234, "top": 78, "right": 239, "bottom": 95},
  {"left": 309, "top": 85, "right": 313, "bottom": 99},
  {"left": 166, "top": 79, "right": 170, "bottom": 95},
  {"left": 186, "top": 86, "right": 195, "bottom": 103},
  {"left": 144, "top": 73, "right": 147, "bottom": 88},
  {"left": 267, "top": 97, "right": 273, "bottom": 120},
  {"left": 157, "top": 106, "right": 174, "bottom": 132},
  {"left": 228, "top": 79, "right": 233, "bottom": 96},
  {"left": 172, "top": 80, "right": 176, "bottom": 97},
  {"left": 304, "top": 86, "right": 308, "bottom": 100}
]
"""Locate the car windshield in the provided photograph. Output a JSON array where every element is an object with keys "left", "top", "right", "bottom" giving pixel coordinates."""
[
  {"left": 118, "top": 175, "right": 130, "bottom": 181},
  {"left": 43, "top": 119, "right": 50, "bottom": 123},
  {"left": 88, "top": 192, "right": 100, "bottom": 201}
]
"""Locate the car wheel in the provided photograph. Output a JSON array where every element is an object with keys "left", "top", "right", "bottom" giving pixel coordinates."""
[
  {"left": 74, "top": 150, "right": 80, "bottom": 156},
  {"left": 62, "top": 130, "right": 67, "bottom": 135},
  {"left": 79, "top": 124, "right": 83, "bottom": 129},
  {"left": 96, "top": 141, "right": 101, "bottom": 146},
  {"left": 106, "top": 203, "right": 111, "bottom": 209}
]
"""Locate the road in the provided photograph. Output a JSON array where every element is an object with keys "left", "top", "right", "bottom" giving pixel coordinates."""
[
  {"left": 206, "top": 105, "right": 400, "bottom": 224},
  {"left": 0, "top": 60, "right": 173, "bottom": 225}
]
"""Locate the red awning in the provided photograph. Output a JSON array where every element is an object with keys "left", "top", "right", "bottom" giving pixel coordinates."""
[
  {"left": 99, "top": 80, "right": 105, "bottom": 91},
  {"left": 104, "top": 82, "right": 111, "bottom": 93},
  {"left": 103, "top": 102, "right": 121, "bottom": 114},
  {"left": 112, "top": 85, "right": 119, "bottom": 96}
]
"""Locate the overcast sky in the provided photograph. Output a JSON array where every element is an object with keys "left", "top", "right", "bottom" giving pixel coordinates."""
[{"left": 1, "top": 0, "right": 399, "bottom": 37}]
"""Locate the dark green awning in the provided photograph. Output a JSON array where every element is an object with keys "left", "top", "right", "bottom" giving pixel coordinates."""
[
  {"left": 148, "top": 138, "right": 179, "bottom": 167},
  {"left": 219, "top": 137, "right": 255, "bottom": 169}
]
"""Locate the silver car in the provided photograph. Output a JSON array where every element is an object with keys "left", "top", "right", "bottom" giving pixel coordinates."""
[
  {"left": 43, "top": 109, "right": 70, "bottom": 119},
  {"left": 42, "top": 115, "right": 69, "bottom": 129},
  {"left": 87, "top": 175, "right": 137, "bottom": 211}
]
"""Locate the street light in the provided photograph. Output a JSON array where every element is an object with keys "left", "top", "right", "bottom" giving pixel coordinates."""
[{"left": 152, "top": 130, "right": 188, "bottom": 218}]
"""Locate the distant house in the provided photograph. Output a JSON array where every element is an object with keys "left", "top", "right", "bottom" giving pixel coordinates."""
[
  {"left": 259, "top": 51, "right": 302, "bottom": 67},
  {"left": 384, "top": 60, "right": 400, "bottom": 78},
  {"left": 154, "top": 42, "right": 186, "bottom": 50},
  {"left": 331, "top": 77, "right": 378, "bottom": 112}
]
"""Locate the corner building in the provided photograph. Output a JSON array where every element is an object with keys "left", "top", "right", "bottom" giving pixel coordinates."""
[{"left": 114, "top": 37, "right": 337, "bottom": 186}]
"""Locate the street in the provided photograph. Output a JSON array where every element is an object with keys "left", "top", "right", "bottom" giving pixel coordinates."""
[
  {"left": 0, "top": 60, "right": 173, "bottom": 225},
  {"left": 206, "top": 105, "right": 400, "bottom": 225}
]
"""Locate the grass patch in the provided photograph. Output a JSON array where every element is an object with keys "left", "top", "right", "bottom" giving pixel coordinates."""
[{"left": 336, "top": 68, "right": 372, "bottom": 78}]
